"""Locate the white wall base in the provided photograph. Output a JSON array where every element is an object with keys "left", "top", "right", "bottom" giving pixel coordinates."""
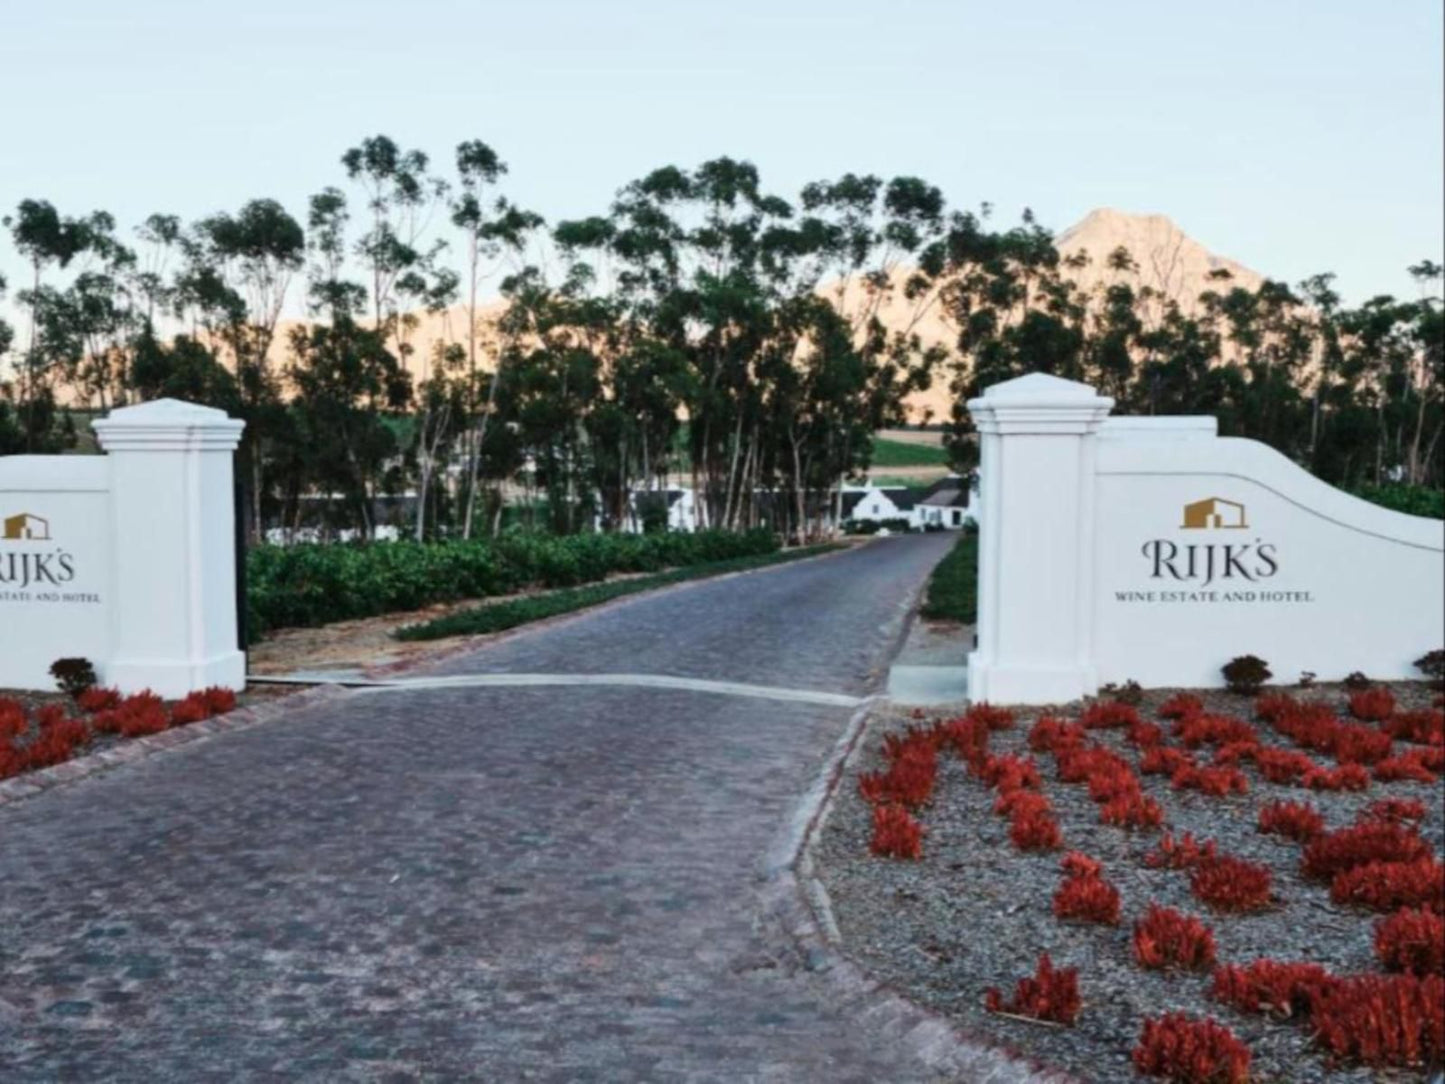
[
  {"left": 106, "top": 651, "right": 246, "bottom": 699},
  {"left": 967, "top": 653, "right": 1097, "bottom": 706}
]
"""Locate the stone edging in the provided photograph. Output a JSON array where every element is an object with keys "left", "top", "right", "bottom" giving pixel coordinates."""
[
  {"left": 766, "top": 710, "right": 1079, "bottom": 1081},
  {"left": 0, "top": 684, "right": 353, "bottom": 809},
  {"left": 364, "top": 540, "right": 870, "bottom": 680}
]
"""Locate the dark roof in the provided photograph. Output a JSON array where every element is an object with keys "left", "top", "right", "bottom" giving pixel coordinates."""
[{"left": 877, "top": 486, "right": 917, "bottom": 511}]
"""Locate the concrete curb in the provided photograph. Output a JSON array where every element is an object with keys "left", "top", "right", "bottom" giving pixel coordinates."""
[
  {"left": 0, "top": 684, "right": 354, "bottom": 810},
  {"left": 361, "top": 540, "right": 872, "bottom": 680},
  {"left": 764, "top": 552, "right": 1080, "bottom": 1082},
  {"left": 769, "top": 700, "right": 1079, "bottom": 1083}
]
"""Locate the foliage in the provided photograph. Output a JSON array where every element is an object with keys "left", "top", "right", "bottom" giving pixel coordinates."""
[
  {"left": 1352, "top": 485, "right": 1445, "bottom": 520},
  {"left": 1133, "top": 905, "right": 1217, "bottom": 971},
  {"left": 1209, "top": 960, "right": 1333, "bottom": 1019},
  {"left": 1257, "top": 800, "right": 1325, "bottom": 843},
  {"left": 1307, "top": 973, "right": 1444, "bottom": 1068},
  {"left": 1415, "top": 649, "right": 1445, "bottom": 686},
  {"left": 869, "top": 804, "right": 924, "bottom": 859},
  {"left": 1302, "top": 821, "right": 1434, "bottom": 881},
  {"left": 1132, "top": 1013, "right": 1250, "bottom": 1084},
  {"left": 984, "top": 954, "right": 1081, "bottom": 1025},
  {"left": 1221, "top": 655, "right": 1271, "bottom": 695},
  {"left": 1330, "top": 858, "right": 1445, "bottom": 914},
  {"left": 48, "top": 657, "right": 96, "bottom": 698},
  {"left": 1053, "top": 856, "right": 1121, "bottom": 924},
  {"left": 394, "top": 543, "right": 834, "bottom": 642},
  {"left": 1189, "top": 855, "right": 1273, "bottom": 912},
  {"left": 918, "top": 532, "right": 977, "bottom": 623},
  {"left": 1375, "top": 908, "right": 1445, "bottom": 976},
  {"left": 250, "top": 528, "right": 778, "bottom": 634},
  {"left": 867, "top": 438, "right": 950, "bottom": 467}
]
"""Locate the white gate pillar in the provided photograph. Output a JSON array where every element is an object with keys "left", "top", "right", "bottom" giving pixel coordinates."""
[
  {"left": 967, "top": 373, "right": 1113, "bottom": 704},
  {"left": 93, "top": 399, "right": 246, "bottom": 697}
]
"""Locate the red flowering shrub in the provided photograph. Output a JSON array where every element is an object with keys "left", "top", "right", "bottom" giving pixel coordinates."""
[
  {"left": 1190, "top": 855, "right": 1273, "bottom": 912},
  {"left": 1100, "top": 791, "right": 1164, "bottom": 830},
  {"left": 1348, "top": 686, "right": 1396, "bottom": 722},
  {"left": 1145, "top": 832, "right": 1218, "bottom": 870},
  {"left": 1055, "top": 744, "right": 1131, "bottom": 784},
  {"left": 1364, "top": 798, "right": 1429, "bottom": 825},
  {"left": 1301, "top": 764, "right": 1370, "bottom": 791},
  {"left": 92, "top": 691, "right": 170, "bottom": 738},
  {"left": 1254, "top": 692, "right": 1299, "bottom": 723},
  {"left": 169, "top": 694, "right": 212, "bottom": 726},
  {"left": 1132, "top": 1013, "right": 1250, "bottom": 1084},
  {"left": 0, "top": 700, "right": 26, "bottom": 741},
  {"left": 967, "top": 702, "right": 1015, "bottom": 731},
  {"left": 1374, "top": 750, "right": 1440, "bottom": 784},
  {"left": 1307, "top": 972, "right": 1445, "bottom": 1068},
  {"left": 1027, "top": 716, "right": 1084, "bottom": 754},
  {"left": 1159, "top": 693, "right": 1204, "bottom": 719},
  {"left": 995, "top": 789, "right": 1051, "bottom": 819},
  {"left": 1269, "top": 700, "right": 1343, "bottom": 753},
  {"left": 1375, "top": 908, "right": 1445, "bottom": 975},
  {"left": 1010, "top": 811, "right": 1063, "bottom": 851},
  {"left": 1133, "top": 905, "right": 1217, "bottom": 971},
  {"left": 984, "top": 953, "right": 1081, "bottom": 1025},
  {"left": 1331, "top": 859, "right": 1445, "bottom": 914},
  {"left": 939, "top": 714, "right": 990, "bottom": 769},
  {"left": 859, "top": 737, "right": 938, "bottom": 809},
  {"left": 202, "top": 686, "right": 237, "bottom": 715},
  {"left": 1330, "top": 722, "right": 1393, "bottom": 766},
  {"left": 1210, "top": 740, "right": 1258, "bottom": 766},
  {"left": 1253, "top": 747, "right": 1317, "bottom": 784},
  {"left": 1126, "top": 720, "right": 1166, "bottom": 748},
  {"left": 1061, "top": 851, "right": 1102, "bottom": 879},
  {"left": 869, "top": 804, "right": 924, "bottom": 859},
  {"left": 1171, "top": 765, "right": 1249, "bottom": 797},
  {"left": 1210, "top": 959, "right": 1334, "bottom": 1019},
  {"left": 1303, "top": 821, "right": 1433, "bottom": 881},
  {"left": 1385, "top": 709, "right": 1445, "bottom": 746},
  {"left": 1087, "top": 763, "right": 1143, "bottom": 803},
  {"left": 1054, "top": 871, "right": 1121, "bottom": 924},
  {"left": 1257, "top": 800, "right": 1325, "bottom": 842},
  {"left": 1173, "top": 714, "right": 1258, "bottom": 749},
  {"left": 980, "top": 753, "right": 1042, "bottom": 794},
  {"left": 75, "top": 686, "right": 121, "bottom": 713},
  {"left": 1140, "top": 746, "right": 1197, "bottom": 776},
  {"left": 1081, "top": 701, "right": 1141, "bottom": 730}
]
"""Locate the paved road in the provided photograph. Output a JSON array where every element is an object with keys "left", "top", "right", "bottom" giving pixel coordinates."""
[{"left": 0, "top": 535, "right": 957, "bottom": 1082}]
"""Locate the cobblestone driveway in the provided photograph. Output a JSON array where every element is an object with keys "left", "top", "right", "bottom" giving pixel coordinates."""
[{"left": 0, "top": 535, "right": 961, "bottom": 1082}]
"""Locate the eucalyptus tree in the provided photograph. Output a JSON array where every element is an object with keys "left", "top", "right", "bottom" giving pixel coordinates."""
[
  {"left": 450, "top": 139, "right": 544, "bottom": 537},
  {"left": 175, "top": 198, "right": 305, "bottom": 538},
  {"left": 3, "top": 200, "right": 101, "bottom": 449}
]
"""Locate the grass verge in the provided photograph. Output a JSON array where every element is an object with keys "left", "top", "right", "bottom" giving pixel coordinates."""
[
  {"left": 394, "top": 544, "right": 846, "bottom": 641},
  {"left": 920, "top": 531, "right": 978, "bottom": 623}
]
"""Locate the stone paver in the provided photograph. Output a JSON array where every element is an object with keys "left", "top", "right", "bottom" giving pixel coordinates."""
[{"left": 0, "top": 535, "right": 996, "bottom": 1082}]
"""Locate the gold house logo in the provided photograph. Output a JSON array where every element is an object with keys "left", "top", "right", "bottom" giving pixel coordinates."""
[
  {"left": 1181, "top": 497, "right": 1247, "bottom": 530},
  {"left": 2, "top": 512, "right": 51, "bottom": 541}
]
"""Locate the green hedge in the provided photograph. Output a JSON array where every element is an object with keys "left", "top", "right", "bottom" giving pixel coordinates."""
[
  {"left": 395, "top": 545, "right": 841, "bottom": 641},
  {"left": 246, "top": 528, "right": 779, "bottom": 637},
  {"left": 920, "top": 532, "right": 978, "bottom": 624},
  {"left": 1351, "top": 484, "right": 1444, "bottom": 520}
]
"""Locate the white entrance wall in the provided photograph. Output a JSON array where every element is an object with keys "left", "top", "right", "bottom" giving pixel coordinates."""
[
  {"left": 967, "top": 373, "right": 1445, "bottom": 704},
  {"left": 0, "top": 399, "right": 246, "bottom": 697}
]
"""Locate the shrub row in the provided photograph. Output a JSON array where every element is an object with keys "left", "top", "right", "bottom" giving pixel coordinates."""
[{"left": 246, "top": 528, "right": 779, "bottom": 636}]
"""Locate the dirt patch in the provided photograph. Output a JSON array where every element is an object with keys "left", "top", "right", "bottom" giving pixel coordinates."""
[
  {"left": 814, "top": 682, "right": 1444, "bottom": 1083},
  {"left": 244, "top": 572, "right": 656, "bottom": 675}
]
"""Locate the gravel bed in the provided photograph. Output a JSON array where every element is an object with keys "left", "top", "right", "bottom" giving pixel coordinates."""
[{"left": 813, "top": 682, "right": 1444, "bottom": 1084}]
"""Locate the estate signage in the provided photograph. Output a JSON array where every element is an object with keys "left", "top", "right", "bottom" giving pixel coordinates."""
[{"left": 967, "top": 373, "right": 1444, "bottom": 704}]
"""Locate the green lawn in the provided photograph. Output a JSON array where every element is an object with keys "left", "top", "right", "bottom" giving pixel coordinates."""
[
  {"left": 870, "top": 438, "right": 951, "bottom": 468},
  {"left": 920, "top": 532, "right": 978, "bottom": 624},
  {"left": 395, "top": 544, "right": 844, "bottom": 641}
]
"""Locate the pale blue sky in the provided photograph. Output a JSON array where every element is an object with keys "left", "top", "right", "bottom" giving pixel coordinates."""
[{"left": 0, "top": 0, "right": 1440, "bottom": 313}]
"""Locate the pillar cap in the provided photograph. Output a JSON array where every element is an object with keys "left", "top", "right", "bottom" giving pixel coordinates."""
[
  {"left": 968, "top": 373, "right": 1114, "bottom": 434},
  {"left": 93, "top": 398, "right": 245, "bottom": 452}
]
